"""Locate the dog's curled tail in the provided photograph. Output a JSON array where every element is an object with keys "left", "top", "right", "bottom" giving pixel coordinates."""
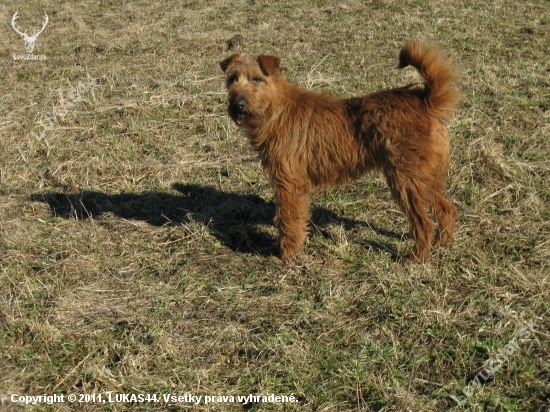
[{"left": 398, "top": 39, "right": 459, "bottom": 122}]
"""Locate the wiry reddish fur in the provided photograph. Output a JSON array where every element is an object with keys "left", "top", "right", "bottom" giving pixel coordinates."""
[{"left": 220, "top": 39, "right": 459, "bottom": 262}]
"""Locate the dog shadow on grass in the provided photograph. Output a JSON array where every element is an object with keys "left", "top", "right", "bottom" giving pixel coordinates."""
[{"left": 30, "top": 183, "right": 403, "bottom": 259}]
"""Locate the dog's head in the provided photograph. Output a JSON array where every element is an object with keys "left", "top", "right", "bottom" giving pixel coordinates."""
[{"left": 220, "top": 54, "right": 281, "bottom": 126}]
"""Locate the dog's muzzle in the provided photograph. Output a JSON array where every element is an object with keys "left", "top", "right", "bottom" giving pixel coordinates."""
[
  {"left": 229, "top": 97, "right": 247, "bottom": 115},
  {"left": 228, "top": 96, "right": 247, "bottom": 121}
]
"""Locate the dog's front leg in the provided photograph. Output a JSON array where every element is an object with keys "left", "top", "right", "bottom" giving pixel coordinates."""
[{"left": 273, "top": 185, "right": 311, "bottom": 260}]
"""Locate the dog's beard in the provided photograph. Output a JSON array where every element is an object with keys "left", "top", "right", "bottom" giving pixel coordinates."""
[
  {"left": 229, "top": 111, "right": 245, "bottom": 126},
  {"left": 228, "top": 107, "right": 258, "bottom": 128}
]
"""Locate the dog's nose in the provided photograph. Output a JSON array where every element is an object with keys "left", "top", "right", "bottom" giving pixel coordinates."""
[{"left": 231, "top": 98, "right": 247, "bottom": 113}]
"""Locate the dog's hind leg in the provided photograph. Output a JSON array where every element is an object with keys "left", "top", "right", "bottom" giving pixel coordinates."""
[
  {"left": 432, "top": 180, "right": 457, "bottom": 247},
  {"left": 384, "top": 167, "right": 434, "bottom": 262},
  {"left": 405, "top": 186, "right": 435, "bottom": 262}
]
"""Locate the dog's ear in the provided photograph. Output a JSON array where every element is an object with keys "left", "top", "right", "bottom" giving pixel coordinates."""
[
  {"left": 256, "top": 55, "right": 280, "bottom": 76},
  {"left": 220, "top": 54, "right": 241, "bottom": 73}
]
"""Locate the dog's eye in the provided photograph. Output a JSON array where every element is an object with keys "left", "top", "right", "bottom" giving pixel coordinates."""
[
  {"left": 252, "top": 77, "right": 263, "bottom": 83},
  {"left": 228, "top": 75, "right": 238, "bottom": 84}
]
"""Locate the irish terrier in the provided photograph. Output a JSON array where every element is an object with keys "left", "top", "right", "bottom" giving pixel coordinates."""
[{"left": 220, "top": 39, "right": 459, "bottom": 262}]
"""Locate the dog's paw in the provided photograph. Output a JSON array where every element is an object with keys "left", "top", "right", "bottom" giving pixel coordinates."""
[
  {"left": 267, "top": 255, "right": 282, "bottom": 264},
  {"left": 404, "top": 253, "right": 425, "bottom": 264}
]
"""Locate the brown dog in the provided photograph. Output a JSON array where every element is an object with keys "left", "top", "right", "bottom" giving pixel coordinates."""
[{"left": 220, "top": 40, "right": 459, "bottom": 262}]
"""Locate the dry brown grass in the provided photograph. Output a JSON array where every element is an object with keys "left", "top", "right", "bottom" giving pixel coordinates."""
[{"left": 1, "top": 0, "right": 549, "bottom": 411}]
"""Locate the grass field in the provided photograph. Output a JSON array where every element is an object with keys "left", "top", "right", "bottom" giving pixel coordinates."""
[{"left": 1, "top": 0, "right": 549, "bottom": 410}]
